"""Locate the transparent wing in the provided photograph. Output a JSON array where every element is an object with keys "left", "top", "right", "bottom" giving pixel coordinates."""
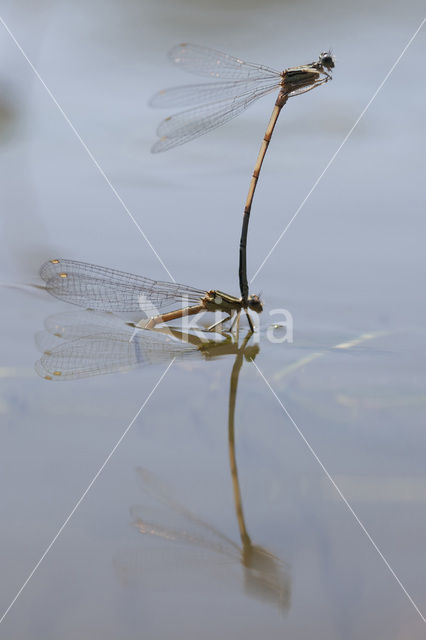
[
  {"left": 130, "top": 467, "right": 240, "bottom": 558},
  {"left": 151, "top": 81, "right": 280, "bottom": 153},
  {"left": 40, "top": 259, "right": 206, "bottom": 313},
  {"left": 131, "top": 511, "right": 239, "bottom": 558},
  {"left": 168, "top": 43, "right": 280, "bottom": 80},
  {"left": 135, "top": 467, "right": 240, "bottom": 549},
  {"left": 35, "top": 310, "right": 132, "bottom": 352},
  {"left": 150, "top": 77, "right": 281, "bottom": 109},
  {"left": 35, "top": 311, "right": 196, "bottom": 380}
]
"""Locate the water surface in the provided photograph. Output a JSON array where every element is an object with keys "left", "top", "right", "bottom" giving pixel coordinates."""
[{"left": 0, "top": 0, "right": 425, "bottom": 638}]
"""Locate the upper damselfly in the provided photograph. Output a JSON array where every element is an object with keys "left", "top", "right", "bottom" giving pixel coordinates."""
[
  {"left": 150, "top": 43, "right": 334, "bottom": 154},
  {"left": 150, "top": 44, "right": 335, "bottom": 302}
]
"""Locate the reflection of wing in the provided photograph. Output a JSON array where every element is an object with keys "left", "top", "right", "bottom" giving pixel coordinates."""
[
  {"left": 167, "top": 43, "right": 280, "bottom": 80},
  {"left": 35, "top": 311, "right": 196, "bottom": 380},
  {"left": 40, "top": 259, "right": 205, "bottom": 313},
  {"left": 152, "top": 82, "right": 280, "bottom": 153},
  {"left": 131, "top": 467, "right": 291, "bottom": 610},
  {"left": 133, "top": 467, "right": 239, "bottom": 554},
  {"left": 131, "top": 510, "right": 239, "bottom": 560},
  {"left": 242, "top": 544, "right": 291, "bottom": 611}
]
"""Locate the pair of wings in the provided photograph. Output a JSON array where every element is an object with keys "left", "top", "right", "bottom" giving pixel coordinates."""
[
  {"left": 40, "top": 258, "right": 206, "bottom": 314},
  {"left": 150, "top": 43, "right": 284, "bottom": 152},
  {"left": 35, "top": 311, "right": 197, "bottom": 380}
]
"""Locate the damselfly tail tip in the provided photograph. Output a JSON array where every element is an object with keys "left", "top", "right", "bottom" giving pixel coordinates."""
[{"left": 132, "top": 318, "right": 151, "bottom": 329}]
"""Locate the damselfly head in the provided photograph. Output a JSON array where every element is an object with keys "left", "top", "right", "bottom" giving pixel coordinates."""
[
  {"left": 319, "top": 51, "right": 335, "bottom": 71},
  {"left": 244, "top": 345, "right": 260, "bottom": 362},
  {"left": 247, "top": 295, "right": 263, "bottom": 314}
]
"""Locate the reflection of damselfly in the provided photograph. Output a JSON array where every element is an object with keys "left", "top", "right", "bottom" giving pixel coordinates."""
[
  {"left": 128, "top": 466, "right": 290, "bottom": 611},
  {"left": 40, "top": 258, "right": 262, "bottom": 332},
  {"left": 116, "top": 333, "right": 290, "bottom": 610},
  {"left": 35, "top": 310, "right": 256, "bottom": 380},
  {"left": 151, "top": 44, "right": 335, "bottom": 303}
]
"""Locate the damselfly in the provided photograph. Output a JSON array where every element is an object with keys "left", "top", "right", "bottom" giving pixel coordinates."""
[
  {"left": 40, "top": 258, "right": 263, "bottom": 333},
  {"left": 150, "top": 43, "right": 334, "bottom": 154},
  {"left": 150, "top": 44, "right": 335, "bottom": 301}
]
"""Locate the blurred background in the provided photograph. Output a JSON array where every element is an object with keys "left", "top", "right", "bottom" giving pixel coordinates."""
[{"left": 0, "top": 1, "right": 425, "bottom": 638}]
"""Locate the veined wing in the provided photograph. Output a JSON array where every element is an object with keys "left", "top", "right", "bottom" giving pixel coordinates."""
[
  {"left": 168, "top": 43, "right": 279, "bottom": 80},
  {"left": 35, "top": 310, "right": 134, "bottom": 352},
  {"left": 131, "top": 510, "right": 239, "bottom": 559},
  {"left": 150, "top": 77, "right": 281, "bottom": 109},
  {"left": 35, "top": 311, "right": 196, "bottom": 380},
  {"left": 151, "top": 81, "right": 280, "bottom": 153},
  {"left": 130, "top": 467, "right": 240, "bottom": 557},
  {"left": 135, "top": 467, "right": 240, "bottom": 549},
  {"left": 40, "top": 259, "right": 206, "bottom": 313},
  {"left": 35, "top": 332, "right": 192, "bottom": 380}
]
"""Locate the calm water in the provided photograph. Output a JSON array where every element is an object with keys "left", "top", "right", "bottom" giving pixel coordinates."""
[{"left": 1, "top": 0, "right": 426, "bottom": 638}]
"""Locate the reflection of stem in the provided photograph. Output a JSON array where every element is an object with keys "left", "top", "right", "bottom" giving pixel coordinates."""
[
  {"left": 126, "top": 329, "right": 290, "bottom": 611},
  {"left": 228, "top": 332, "right": 252, "bottom": 548},
  {"left": 153, "top": 322, "right": 255, "bottom": 550}
]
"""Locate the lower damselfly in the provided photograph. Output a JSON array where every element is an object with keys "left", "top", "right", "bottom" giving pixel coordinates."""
[
  {"left": 150, "top": 43, "right": 334, "bottom": 302},
  {"left": 40, "top": 258, "right": 262, "bottom": 333}
]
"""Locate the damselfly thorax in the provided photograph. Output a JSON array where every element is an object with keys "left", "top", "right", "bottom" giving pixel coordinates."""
[
  {"left": 279, "top": 54, "right": 334, "bottom": 98},
  {"left": 144, "top": 288, "right": 262, "bottom": 330}
]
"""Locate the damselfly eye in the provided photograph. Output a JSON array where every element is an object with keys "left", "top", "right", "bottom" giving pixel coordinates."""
[
  {"left": 248, "top": 296, "right": 263, "bottom": 313},
  {"left": 320, "top": 52, "right": 334, "bottom": 69}
]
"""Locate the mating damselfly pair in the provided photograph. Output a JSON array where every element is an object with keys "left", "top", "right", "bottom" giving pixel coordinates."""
[{"left": 40, "top": 44, "right": 334, "bottom": 337}]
